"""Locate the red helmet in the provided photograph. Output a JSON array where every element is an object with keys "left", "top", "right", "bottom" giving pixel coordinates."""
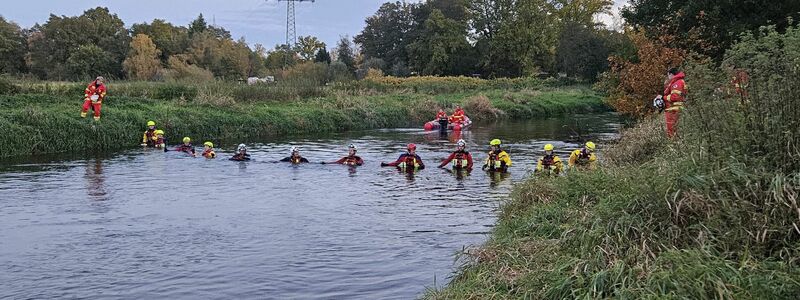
[{"left": 407, "top": 143, "right": 417, "bottom": 150}]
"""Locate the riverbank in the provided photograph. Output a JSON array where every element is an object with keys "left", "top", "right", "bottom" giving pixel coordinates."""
[
  {"left": 426, "top": 91, "right": 800, "bottom": 298},
  {"left": 0, "top": 79, "right": 607, "bottom": 157}
]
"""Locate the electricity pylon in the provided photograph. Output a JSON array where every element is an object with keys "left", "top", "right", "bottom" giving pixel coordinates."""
[{"left": 277, "top": 0, "right": 315, "bottom": 48}]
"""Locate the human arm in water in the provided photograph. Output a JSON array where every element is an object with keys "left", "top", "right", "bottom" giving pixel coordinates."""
[
  {"left": 381, "top": 154, "right": 406, "bottom": 167},
  {"left": 438, "top": 152, "right": 457, "bottom": 168},
  {"left": 328, "top": 156, "right": 364, "bottom": 165}
]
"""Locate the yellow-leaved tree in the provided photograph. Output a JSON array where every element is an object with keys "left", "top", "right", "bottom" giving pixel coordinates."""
[{"left": 123, "top": 34, "right": 162, "bottom": 80}]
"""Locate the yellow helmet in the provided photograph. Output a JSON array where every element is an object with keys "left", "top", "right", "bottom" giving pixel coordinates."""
[
  {"left": 154, "top": 130, "right": 164, "bottom": 135},
  {"left": 204, "top": 141, "right": 214, "bottom": 147},
  {"left": 147, "top": 121, "right": 156, "bottom": 127},
  {"left": 544, "top": 144, "right": 554, "bottom": 151},
  {"left": 182, "top": 137, "right": 191, "bottom": 143},
  {"left": 586, "top": 141, "right": 596, "bottom": 150},
  {"left": 490, "top": 139, "right": 502, "bottom": 146}
]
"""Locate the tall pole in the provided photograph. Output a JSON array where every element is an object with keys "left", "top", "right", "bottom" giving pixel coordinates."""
[{"left": 277, "top": 0, "right": 315, "bottom": 68}]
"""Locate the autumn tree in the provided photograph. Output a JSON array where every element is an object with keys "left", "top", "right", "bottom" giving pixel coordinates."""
[
  {"left": 599, "top": 31, "right": 685, "bottom": 116},
  {"left": 123, "top": 34, "right": 162, "bottom": 80}
]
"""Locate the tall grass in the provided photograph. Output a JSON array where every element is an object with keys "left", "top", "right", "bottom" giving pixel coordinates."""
[{"left": 427, "top": 25, "right": 800, "bottom": 299}]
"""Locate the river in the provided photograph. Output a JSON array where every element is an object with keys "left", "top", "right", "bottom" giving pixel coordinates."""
[{"left": 0, "top": 113, "right": 621, "bottom": 299}]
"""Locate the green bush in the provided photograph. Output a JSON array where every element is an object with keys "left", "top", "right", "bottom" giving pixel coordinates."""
[{"left": 0, "top": 77, "right": 17, "bottom": 95}]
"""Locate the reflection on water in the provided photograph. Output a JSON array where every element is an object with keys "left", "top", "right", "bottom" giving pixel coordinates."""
[
  {"left": 84, "top": 159, "right": 108, "bottom": 201},
  {"left": 0, "top": 113, "right": 620, "bottom": 299}
]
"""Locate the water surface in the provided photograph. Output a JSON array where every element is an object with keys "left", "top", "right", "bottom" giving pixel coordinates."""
[{"left": 0, "top": 113, "right": 620, "bottom": 299}]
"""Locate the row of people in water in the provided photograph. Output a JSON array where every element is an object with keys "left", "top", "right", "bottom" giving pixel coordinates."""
[{"left": 140, "top": 120, "right": 597, "bottom": 174}]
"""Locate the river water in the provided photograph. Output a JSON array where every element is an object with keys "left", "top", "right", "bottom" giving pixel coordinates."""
[{"left": 0, "top": 113, "right": 621, "bottom": 299}]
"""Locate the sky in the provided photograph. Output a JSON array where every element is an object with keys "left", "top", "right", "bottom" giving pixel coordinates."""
[{"left": 0, "top": 0, "right": 626, "bottom": 50}]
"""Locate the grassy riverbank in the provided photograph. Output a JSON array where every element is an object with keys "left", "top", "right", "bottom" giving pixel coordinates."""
[
  {"left": 0, "top": 78, "right": 606, "bottom": 157},
  {"left": 426, "top": 66, "right": 800, "bottom": 298}
]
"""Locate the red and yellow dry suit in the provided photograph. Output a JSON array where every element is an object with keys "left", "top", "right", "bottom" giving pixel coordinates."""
[
  {"left": 202, "top": 149, "right": 216, "bottom": 159},
  {"left": 731, "top": 70, "right": 749, "bottom": 103},
  {"left": 664, "top": 72, "right": 686, "bottom": 138},
  {"left": 385, "top": 153, "right": 425, "bottom": 170},
  {"left": 537, "top": 154, "right": 563, "bottom": 175},
  {"left": 450, "top": 108, "right": 466, "bottom": 124},
  {"left": 439, "top": 150, "right": 473, "bottom": 170},
  {"left": 436, "top": 111, "right": 448, "bottom": 121},
  {"left": 334, "top": 155, "right": 364, "bottom": 166},
  {"left": 568, "top": 149, "right": 597, "bottom": 170},
  {"left": 81, "top": 80, "right": 107, "bottom": 120},
  {"left": 483, "top": 150, "right": 511, "bottom": 172},
  {"left": 142, "top": 129, "right": 156, "bottom": 147},
  {"left": 154, "top": 136, "right": 166, "bottom": 148},
  {"left": 174, "top": 144, "right": 195, "bottom": 156}
]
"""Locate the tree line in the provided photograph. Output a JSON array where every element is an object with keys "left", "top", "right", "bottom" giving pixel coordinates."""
[{"left": 0, "top": 1, "right": 798, "bottom": 82}]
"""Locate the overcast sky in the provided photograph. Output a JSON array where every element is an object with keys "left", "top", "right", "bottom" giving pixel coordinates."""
[{"left": 0, "top": 0, "right": 626, "bottom": 50}]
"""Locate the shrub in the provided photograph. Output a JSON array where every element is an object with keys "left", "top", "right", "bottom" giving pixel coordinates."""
[
  {"left": 683, "top": 24, "right": 800, "bottom": 173},
  {"left": 164, "top": 54, "right": 214, "bottom": 82},
  {"left": 464, "top": 94, "right": 503, "bottom": 121},
  {"left": 0, "top": 77, "right": 17, "bottom": 95}
]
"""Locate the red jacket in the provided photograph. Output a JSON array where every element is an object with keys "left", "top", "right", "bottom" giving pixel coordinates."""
[
  {"left": 85, "top": 81, "right": 107, "bottom": 103},
  {"left": 436, "top": 111, "right": 448, "bottom": 120},
  {"left": 663, "top": 72, "right": 686, "bottom": 110}
]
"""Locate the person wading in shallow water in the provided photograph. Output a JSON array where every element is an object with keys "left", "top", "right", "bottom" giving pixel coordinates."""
[
  {"left": 230, "top": 144, "right": 251, "bottom": 161},
  {"left": 141, "top": 121, "right": 158, "bottom": 147},
  {"left": 439, "top": 139, "right": 473, "bottom": 171},
  {"left": 482, "top": 139, "right": 511, "bottom": 173},
  {"left": 381, "top": 143, "right": 425, "bottom": 171},
  {"left": 171, "top": 137, "right": 196, "bottom": 157},
  {"left": 281, "top": 147, "right": 309, "bottom": 164},
  {"left": 536, "top": 144, "right": 563, "bottom": 176},
  {"left": 323, "top": 144, "right": 364, "bottom": 166}
]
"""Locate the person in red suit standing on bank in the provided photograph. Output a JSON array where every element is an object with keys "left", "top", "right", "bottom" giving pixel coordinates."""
[
  {"left": 80, "top": 76, "right": 108, "bottom": 121},
  {"left": 659, "top": 68, "right": 686, "bottom": 138}
]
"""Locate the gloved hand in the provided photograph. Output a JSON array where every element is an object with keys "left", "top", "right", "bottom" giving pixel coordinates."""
[{"left": 380, "top": 162, "right": 388, "bottom": 167}]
